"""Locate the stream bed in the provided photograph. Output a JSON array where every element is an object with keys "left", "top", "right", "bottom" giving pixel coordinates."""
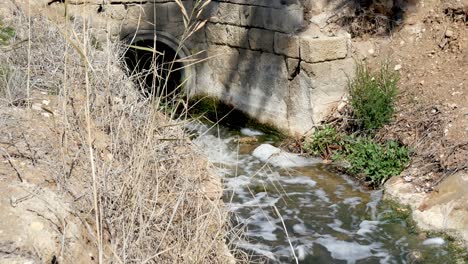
[{"left": 189, "top": 121, "right": 456, "bottom": 263}]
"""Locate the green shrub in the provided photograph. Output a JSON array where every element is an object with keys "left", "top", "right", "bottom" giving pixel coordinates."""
[
  {"left": 349, "top": 62, "right": 399, "bottom": 131},
  {"left": 343, "top": 137, "right": 410, "bottom": 185},
  {"left": 303, "top": 126, "right": 347, "bottom": 157},
  {"left": 0, "top": 20, "right": 15, "bottom": 45},
  {"left": 304, "top": 127, "right": 410, "bottom": 186}
]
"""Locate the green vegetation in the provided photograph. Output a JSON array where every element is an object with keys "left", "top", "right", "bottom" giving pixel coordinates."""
[
  {"left": 304, "top": 126, "right": 409, "bottom": 187},
  {"left": 0, "top": 20, "right": 15, "bottom": 45},
  {"left": 303, "top": 126, "right": 346, "bottom": 157},
  {"left": 303, "top": 63, "right": 406, "bottom": 187},
  {"left": 341, "top": 137, "right": 410, "bottom": 185},
  {"left": 349, "top": 62, "right": 399, "bottom": 131}
]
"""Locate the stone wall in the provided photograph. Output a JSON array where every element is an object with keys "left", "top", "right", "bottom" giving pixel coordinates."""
[{"left": 42, "top": 0, "right": 355, "bottom": 135}]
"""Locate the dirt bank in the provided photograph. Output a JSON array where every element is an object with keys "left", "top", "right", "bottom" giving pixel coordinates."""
[
  {"left": 0, "top": 3, "right": 233, "bottom": 263},
  {"left": 351, "top": 0, "right": 467, "bottom": 248}
]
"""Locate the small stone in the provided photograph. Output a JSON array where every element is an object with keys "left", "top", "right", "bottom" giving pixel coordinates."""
[
  {"left": 31, "top": 103, "right": 42, "bottom": 111},
  {"left": 400, "top": 40, "right": 405, "bottom": 46},
  {"left": 368, "top": 48, "right": 375, "bottom": 55},
  {"left": 419, "top": 80, "right": 425, "bottom": 85},
  {"left": 394, "top": 64, "right": 402, "bottom": 71},
  {"left": 407, "top": 250, "right": 424, "bottom": 263},
  {"left": 448, "top": 103, "right": 457, "bottom": 109},
  {"left": 404, "top": 176, "right": 413, "bottom": 182},
  {"left": 42, "top": 100, "right": 50, "bottom": 105},
  {"left": 445, "top": 29, "right": 454, "bottom": 38}
]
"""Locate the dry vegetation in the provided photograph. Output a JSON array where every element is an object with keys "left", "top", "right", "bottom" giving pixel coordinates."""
[{"left": 0, "top": 5, "right": 235, "bottom": 263}]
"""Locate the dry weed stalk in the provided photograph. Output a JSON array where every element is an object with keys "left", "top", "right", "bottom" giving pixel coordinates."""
[{"left": 1, "top": 1, "right": 236, "bottom": 262}]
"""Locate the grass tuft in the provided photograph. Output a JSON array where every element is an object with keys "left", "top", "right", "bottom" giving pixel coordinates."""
[{"left": 349, "top": 62, "right": 399, "bottom": 132}]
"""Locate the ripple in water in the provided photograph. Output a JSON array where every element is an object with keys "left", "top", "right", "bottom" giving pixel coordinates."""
[{"left": 188, "top": 121, "right": 454, "bottom": 263}]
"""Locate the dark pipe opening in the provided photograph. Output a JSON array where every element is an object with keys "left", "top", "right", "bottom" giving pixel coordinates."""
[{"left": 124, "top": 39, "right": 184, "bottom": 98}]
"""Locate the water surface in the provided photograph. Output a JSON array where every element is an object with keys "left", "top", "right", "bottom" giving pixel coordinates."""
[{"left": 190, "top": 122, "right": 454, "bottom": 264}]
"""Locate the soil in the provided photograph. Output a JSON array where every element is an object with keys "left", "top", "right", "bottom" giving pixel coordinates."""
[
  {"left": 350, "top": 0, "right": 468, "bottom": 192},
  {"left": 346, "top": 0, "right": 468, "bottom": 247}
]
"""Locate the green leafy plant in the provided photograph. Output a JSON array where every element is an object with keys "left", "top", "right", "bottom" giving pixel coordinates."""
[
  {"left": 304, "top": 127, "right": 410, "bottom": 186},
  {"left": 349, "top": 62, "right": 399, "bottom": 131},
  {"left": 0, "top": 20, "right": 15, "bottom": 45},
  {"left": 343, "top": 137, "right": 410, "bottom": 185},
  {"left": 303, "top": 126, "right": 347, "bottom": 158}
]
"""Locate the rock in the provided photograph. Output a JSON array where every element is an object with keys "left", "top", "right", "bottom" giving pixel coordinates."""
[
  {"left": 422, "top": 237, "right": 445, "bottom": 246},
  {"left": 274, "top": 32, "right": 300, "bottom": 58},
  {"left": 206, "top": 23, "right": 249, "bottom": 48},
  {"left": 237, "top": 136, "right": 258, "bottom": 144},
  {"left": 286, "top": 58, "right": 300, "bottom": 79},
  {"left": 385, "top": 172, "right": 468, "bottom": 248},
  {"left": 394, "top": 64, "right": 402, "bottom": 71},
  {"left": 407, "top": 250, "right": 424, "bottom": 263},
  {"left": 252, "top": 144, "right": 320, "bottom": 167},
  {"left": 368, "top": 48, "right": 375, "bottom": 55},
  {"left": 249, "top": 28, "right": 274, "bottom": 53},
  {"left": 445, "top": 29, "right": 454, "bottom": 38},
  {"left": 31, "top": 103, "right": 42, "bottom": 111},
  {"left": 299, "top": 36, "right": 348, "bottom": 63}
]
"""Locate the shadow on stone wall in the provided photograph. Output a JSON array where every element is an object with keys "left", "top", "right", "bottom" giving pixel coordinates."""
[
  {"left": 137, "top": 0, "right": 306, "bottom": 126},
  {"left": 132, "top": 0, "right": 355, "bottom": 134}
]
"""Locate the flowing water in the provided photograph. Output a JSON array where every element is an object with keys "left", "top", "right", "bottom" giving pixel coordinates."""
[{"left": 189, "top": 121, "right": 455, "bottom": 264}]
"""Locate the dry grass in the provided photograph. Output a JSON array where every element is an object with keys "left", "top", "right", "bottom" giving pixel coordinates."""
[{"left": 0, "top": 3, "right": 235, "bottom": 263}]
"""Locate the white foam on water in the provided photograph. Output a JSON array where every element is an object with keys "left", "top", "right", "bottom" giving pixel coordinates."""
[
  {"left": 366, "top": 190, "right": 383, "bottom": 220},
  {"left": 296, "top": 245, "right": 308, "bottom": 260},
  {"left": 193, "top": 134, "right": 237, "bottom": 165},
  {"left": 343, "top": 197, "right": 362, "bottom": 208},
  {"left": 184, "top": 120, "right": 210, "bottom": 134},
  {"left": 229, "top": 192, "right": 280, "bottom": 210},
  {"left": 328, "top": 219, "right": 351, "bottom": 235},
  {"left": 293, "top": 223, "right": 308, "bottom": 235},
  {"left": 240, "top": 127, "right": 264, "bottom": 136},
  {"left": 356, "top": 220, "right": 380, "bottom": 236},
  {"left": 225, "top": 175, "right": 252, "bottom": 190},
  {"left": 253, "top": 144, "right": 320, "bottom": 168},
  {"left": 236, "top": 240, "right": 277, "bottom": 261},
  {"left": 280, "top": 176, "right": 317, "bottom": 187},
  {"left": 297, "top": 196, "right": 314, "bottom": 208},
  {"left": 315, "top": 236, "right": 384, "bottom": 264},
  {"left": 315, "top": 189, "right": 331, "bottom": 203},
  {"left": 245, "top": 230, "right": 278, "bottom": 241},
  {"left": 422, "top": 237, "right": 445, "bottom": 246}
]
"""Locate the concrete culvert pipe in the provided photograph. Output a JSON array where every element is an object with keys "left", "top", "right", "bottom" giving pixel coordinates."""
[{"left": 123, "top": 31, "right": 193, "bottom": 98}]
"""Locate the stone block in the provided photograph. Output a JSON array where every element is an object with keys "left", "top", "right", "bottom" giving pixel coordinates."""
[
  {"left": 248, "top": 28, "right": 274, "bottom": 53},
  {"left": 286, "top": 58, "right": 300, "bottom": 79},
  {"left": 241, "top": 5, "right": 303, "bottom": 33},
  {"left": 206, "top": 45, "right": 240, "bottom": 71},
  {"left": 300, "top": 58, "right": 355, "bottom": 120},
  {"left": 206, "top": 23, "right": 249, "bottom": 48},
  {"left": 216, "top": 0, "right": 300, "bottom": 8},
  {"left": 274, "top": 32, "right": 299, "bottom": 58},
  {"left": 167, "top": 2, "right": 184, "bottom": 23},
  {"left": 299, "top": 36, "right": 348, "bottom": 63},
  {"left": 209, "top": 3, "right": 241, "bottom": 24}
]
